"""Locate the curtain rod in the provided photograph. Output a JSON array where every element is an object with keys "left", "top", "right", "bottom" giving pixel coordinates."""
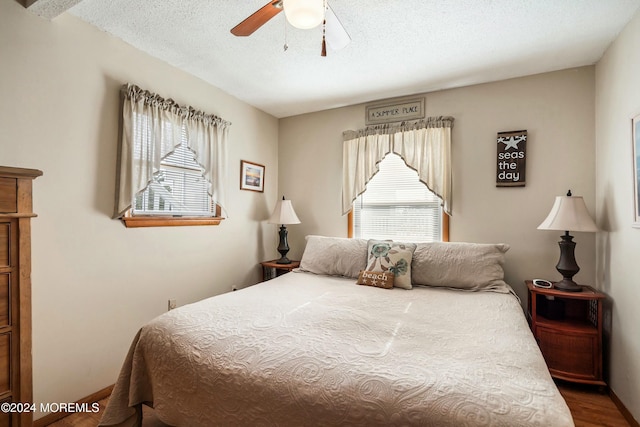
[{"left": 343, "top": 116, "right": 454, "bottom": 140}]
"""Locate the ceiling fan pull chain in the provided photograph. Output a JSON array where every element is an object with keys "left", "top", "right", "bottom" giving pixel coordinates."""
[
  {"left": 321, "top": 23, "right": 327, "bottom": 56},
  {"left": 321, "top": 0, "right": 327, "bottom": 56},
  {"left": 283, "top": 16, "right": 289, "bottom": 51}
]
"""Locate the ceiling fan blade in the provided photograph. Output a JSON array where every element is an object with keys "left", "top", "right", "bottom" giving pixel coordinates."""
[
  {"left": 231, "top": 0, "right": 283, "bottom": 37},
  {"left": 325, "top": 4, "right": 350, "bottom": 51}
]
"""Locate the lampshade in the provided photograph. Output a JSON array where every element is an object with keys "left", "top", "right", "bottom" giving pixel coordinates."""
[
  {"left": 537, "top": 195, "right": 598, "bottom": 232},
  {"left": 283, "top": 0, "right": 324, "bottom": 29},
  {"left": 268, "top": 198, "right": 301, "bottom": 225}
]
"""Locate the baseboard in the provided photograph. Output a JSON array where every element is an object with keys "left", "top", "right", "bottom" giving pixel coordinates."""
[
  {"left": 610, "top": 388, "right": 640, "bottom": 427},
  {"left": 33, "top": 384, "right": 114, "bottom": 427}
]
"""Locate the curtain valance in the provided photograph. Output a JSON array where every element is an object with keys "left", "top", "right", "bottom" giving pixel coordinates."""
[
  {"left": 115, "top": 84, "right": 230, "bottom": 218},
  {"left": 121, "top": 84, "right": 231, "bottom": 127},
  {"left": 342, "top": 116, "right": 454, "bottom": 216}
]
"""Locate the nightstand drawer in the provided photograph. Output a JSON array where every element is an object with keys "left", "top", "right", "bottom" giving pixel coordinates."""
[{"left": 537, "top": 326, "right": 598, "bottom": 380}]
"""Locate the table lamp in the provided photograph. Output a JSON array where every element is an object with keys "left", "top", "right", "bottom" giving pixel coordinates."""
[
  {"left": 537, "top": 190, "right": 598, "bottom": 292},
  {"left": 268, "top": 196, "right": 301, "bottom": 264}
]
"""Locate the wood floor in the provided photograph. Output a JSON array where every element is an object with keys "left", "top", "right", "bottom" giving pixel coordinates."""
[
  {"left": 44, "top": 382, "right": 631, "bottom": 427},
  {"left": 559, "top": 382, "right": 632, "bottom": 427},
  {"left": 44, "top": 398, "right": 168, "bottom": 427}
]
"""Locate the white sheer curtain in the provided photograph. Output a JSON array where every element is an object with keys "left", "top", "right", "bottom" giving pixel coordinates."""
[
  {"left": 342, "top": 116, "right": 454, "bottom": 216},
  {"left": 115, "top": 84, "right": 230, "bottom": 218}
]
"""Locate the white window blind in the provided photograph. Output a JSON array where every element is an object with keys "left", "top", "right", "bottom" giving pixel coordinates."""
[
  {"left": 353, "top": 153, "right": 442, "bottom": 242},
  {"left": 132, "top": 123, "right": 214, "bottom": 217}
]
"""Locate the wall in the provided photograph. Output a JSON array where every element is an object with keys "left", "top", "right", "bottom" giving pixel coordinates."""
[
  {"left": 279, "top": 68, "right": 596, "bottom": 305},
  {"left": 0, "top": 0, "right": 279, "bottom": 419},
  {"left": 595, "top": 9, "right": 640, "bottom": 423}
]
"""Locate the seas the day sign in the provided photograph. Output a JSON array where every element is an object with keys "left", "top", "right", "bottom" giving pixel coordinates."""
[{"left": 496, "top": 130, "right": 527, "bottom": 187}]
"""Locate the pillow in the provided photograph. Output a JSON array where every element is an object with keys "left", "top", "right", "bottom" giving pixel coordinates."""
[
  {"left": 299, "top": 235, "right": 368, "bottom": 278},
  {"left": 356, "top": 270, "right": 394, "bottom": 289},
  {"left": 411, "top": 242, "right": 510, "bottom": 292},
  {"left": 366, "top": 240, "right": 417, "bottom": 290}
]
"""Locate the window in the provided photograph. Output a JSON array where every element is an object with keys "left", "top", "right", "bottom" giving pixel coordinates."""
[
  {"left": 133, "top": 139, "right": 215, "bottom": 217},
  {"left": 122, "top": 115, "right": 221, "bottom": 227},
  {"left": 115, "top": 84, "right": 229, "bottom": 228},
  {"left": 350, "top": 153, "right": 448, "bottom": 242}
]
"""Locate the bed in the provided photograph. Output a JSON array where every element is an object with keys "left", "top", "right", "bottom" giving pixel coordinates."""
[{"left": 100, "top": 236, "right": 574, "bottom": 427}]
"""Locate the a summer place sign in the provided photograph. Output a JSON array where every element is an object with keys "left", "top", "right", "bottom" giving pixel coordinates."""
[{"left": 365, "top": 97, "right": 425, "bottom": 125}]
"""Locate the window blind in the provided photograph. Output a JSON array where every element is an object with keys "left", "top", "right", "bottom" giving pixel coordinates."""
[
  {"left": 132, "top": 127, "right": 214, "bottom": 217},
  {"left": 353, "top": 153, "right": 442, "bottom": 242}
]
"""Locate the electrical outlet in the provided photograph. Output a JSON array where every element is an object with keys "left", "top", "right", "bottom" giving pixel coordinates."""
[{"left": 168, "top": 299, "right": 177, "bottom": 310}]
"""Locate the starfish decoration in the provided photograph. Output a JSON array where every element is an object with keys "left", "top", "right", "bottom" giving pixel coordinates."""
[{"left": 499, "top": 135, "right": 526, "bottom": 150}]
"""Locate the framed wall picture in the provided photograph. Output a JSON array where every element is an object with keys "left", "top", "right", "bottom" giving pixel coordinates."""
[
  {"left": 633, "top": 115, "right": 640, "bottom": 227},
  {"left": 240, "top": 160, "right": 265, "bottom": 192}
]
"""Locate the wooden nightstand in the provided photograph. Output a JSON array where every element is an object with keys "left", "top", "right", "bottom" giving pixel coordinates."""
[
  {"left": 260, "top": 260, "right": 300, "bottom": 281},
  {"left": 526, "top": 280, "right": 606, "bottom": 386}
]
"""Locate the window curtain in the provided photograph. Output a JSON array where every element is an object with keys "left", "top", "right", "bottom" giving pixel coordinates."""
[
  {"left": 114, "top": 84, "right": 231, "bottom": 218},
  {"left": 342, "top": 116, "right": 454, "bottom": 216}
]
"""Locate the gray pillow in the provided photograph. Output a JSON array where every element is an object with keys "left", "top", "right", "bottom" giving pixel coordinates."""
[
  {"left": 299, "top": 235, "right": 368, "bottom": 279},
  {"left": 411, "top": 242, "right": 511, "bottom": 292}
]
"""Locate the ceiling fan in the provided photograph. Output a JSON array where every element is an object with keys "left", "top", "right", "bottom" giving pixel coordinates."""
[{"left": 231, "top": 0, "right": 351, "bottom": 56}]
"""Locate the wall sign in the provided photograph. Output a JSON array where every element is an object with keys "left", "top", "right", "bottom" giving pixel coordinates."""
[
  {"left": 496, "top": 130, "right": 527, "bottom": 187},
  {"left": 365, "top": 96, "right": 425, "bottom": 125}
]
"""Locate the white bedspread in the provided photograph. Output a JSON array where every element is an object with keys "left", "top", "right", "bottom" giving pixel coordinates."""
[{"left": 100, "top": 271, "right": 573, "bottom": 427}]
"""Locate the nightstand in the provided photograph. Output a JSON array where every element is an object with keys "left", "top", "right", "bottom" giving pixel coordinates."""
[
  {"left": 260, "top": 260, "right": 300, "bottom": 281},
  {"left": 526, "top": 280, "right": 606, "bottom": 386}
]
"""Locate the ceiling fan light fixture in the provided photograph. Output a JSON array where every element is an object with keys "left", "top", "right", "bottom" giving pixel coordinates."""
[{"left": 283, "top": 0, "right": 324, "bottom": 29}]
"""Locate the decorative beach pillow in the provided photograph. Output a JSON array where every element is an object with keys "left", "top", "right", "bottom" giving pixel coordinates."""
[
  {"left": 366, "top": 240, "right": 417, "bottom": 290},
  {"left": 411, "top": 242, "right": 511, "bottom": 293},
  {"left": 299, "top": 235, "right": 368, "bottom": 278},
  {"left": 356, "top": 270, "right": 394, "bottom": 289}
]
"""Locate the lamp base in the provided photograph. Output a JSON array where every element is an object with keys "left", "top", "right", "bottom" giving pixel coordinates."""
[
  {"left": 553, "top": 278, "right": 583, "bottom": 292},
  {"left": 554, "top": 232, "right": 583, "bottom": 292},
  {"left": 276, "top": 225, "right": 292, "bottom": 265}
]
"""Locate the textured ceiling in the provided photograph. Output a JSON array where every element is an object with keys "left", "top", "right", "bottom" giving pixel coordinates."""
[{"left": 54, "top": 0, "right": 640, "bottom": 117}]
